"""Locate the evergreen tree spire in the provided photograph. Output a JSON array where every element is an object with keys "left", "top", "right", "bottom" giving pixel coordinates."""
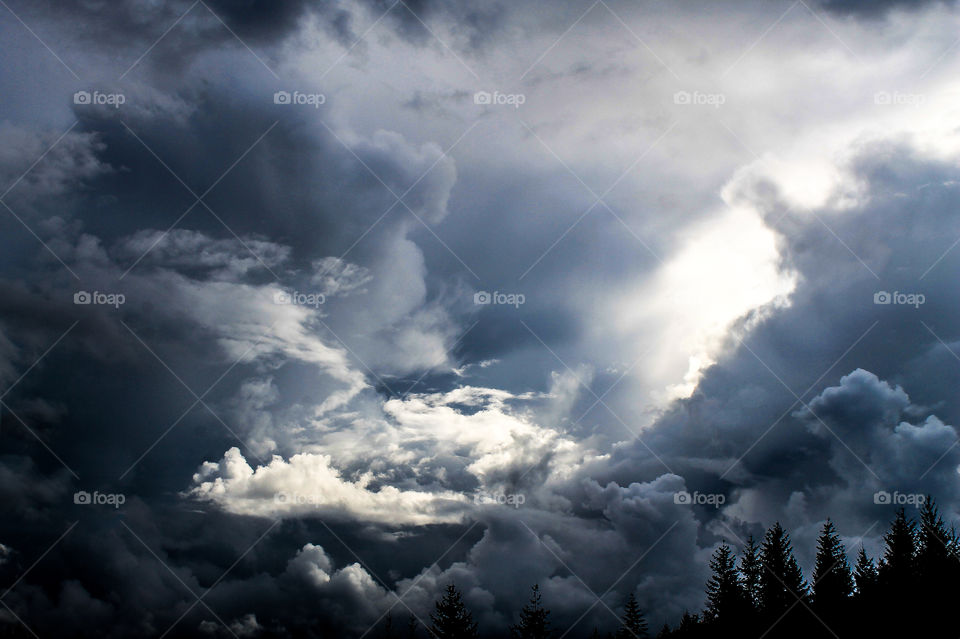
[
  {"left": 878, "top": 507, "right": 916, "bottom": 591},
  {"left": 511, "top": 584, "right": 552, "bottom": 639},
  {"left": 812, "top": 519, "right": 853, "bottom": 611},
  {"left": 615, "top": 593, "right": 648, "bottom": 639},
  {"left": 759, "top": 522, "right": 808, "bottom": 619},
  {"left": 430, "top": 584, "right": 479, "bottom": 639},
  {"left": 739, "top": 534, "right": 762, "bottom": 612},
  {"left": 703, "top": 541, "right": 746, "bottom": 628},
  {"left": 853, "top": 545, "right": 877, "bottom": 596}
]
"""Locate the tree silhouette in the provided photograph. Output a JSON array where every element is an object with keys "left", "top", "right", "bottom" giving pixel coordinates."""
[
  {"left": 878, "top": 508, "right": 916, "bottom": 593},
  {"left": 739, "top": 534, "right": 762, "bottom": 612},
  {"left": 615, "top": 593, "right": 648, "bottom": 639},
  {"left": 500, "top": 498, "right": 960, "bottom": 639},
  {"left": 852, "top": 545, "right": 877, "bottom": 597},
  {"left": 430, "top": 585, "right": 479, "bottom": 639},
  {"left": 381, "top": 612, "right": 394, "bottom": 639},
  {"left": 877, "top": 508, "right": 918, "bottom": 636},
  {"left": 915, "top": 497, "right": 959, "bottom": 634},
  {"left": 703, "top": 541, "right": 747, "bottom": 630},
  {"left": 511, "top": 584, "right": 552, "bottom": 639},
  {"left": 759, "top": 522, "right": 808, "bottom": 633},
  {"left": 812, "top": 520, "right": 853, "bottom": 611}
]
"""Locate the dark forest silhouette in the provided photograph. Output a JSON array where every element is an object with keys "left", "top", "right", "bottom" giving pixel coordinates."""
[{"left": 386, "top": 497, "right": 959, "bottom": 639}]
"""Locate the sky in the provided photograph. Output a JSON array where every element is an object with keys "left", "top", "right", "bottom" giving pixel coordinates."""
[{"left": 1, "top": 0, "right": 960, "bottom": 636}]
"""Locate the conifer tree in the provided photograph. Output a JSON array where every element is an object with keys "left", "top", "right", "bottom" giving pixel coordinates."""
[
  {"left": 615, "top": 593, "right": 648, "bottom": 639},
  {"left": 916, "top": 497, "right": 953, "bottom": 581},
  {"left": 511, "top": 584, "right": 552, "bottom": 639},
  {"left": 759, "top": 523, "right": 808, "bottom": 619},
  {"left": 915, "top": 498, "right": 958, "bottom": 634},
  {"left": 672, "top": 612, "right": 700, "bottom": 638},
  {"left": 430, "top": 585, "right": 479, "bottom": 639},
  {"left": 703, "top": 541, "right": 746, "bottom": 628},
  {"left": 739, "top": 534, "right": 762, "bottom": 612},
  {"left": 852, "top": 545, "right": 877, "bottom": 597},
  {"left": 878, "top": 508, "right": 916, "bottom": 593},
  {"left": 812, "top": 519, "right": 853, "bottom": 611}
]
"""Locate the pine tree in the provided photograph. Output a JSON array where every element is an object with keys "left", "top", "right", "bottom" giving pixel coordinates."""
[
  {"left": 672, "top": 612, "right": 700, "bottom": 638},
  {"left": 916, "top": 497, "right": 953, "bottom": 582},
  {"left": 703, "top": 541, "right": 746, "bottom": 628},
  {"left": 878, "top": 508, "right": 916, "bottom": 592},
  {"left": 852, "top": 545, "right": 877, "bottom": 597},
  {"left": 430, "top": 584, "right": 479, "bottom": 639},
  {"left": 915, "top": 498, "right": 958, "bottom": 634},
  {"left": 739, "top": 534, "right": 762, "bottom": 612},
  {"left": 406, "top": 615, "right": 418, "bottom": 639},
  {"left": 511, "top": 584, "right": 552, "bottom": 639},
  {"left": 811, "top": 519, "right": 853, "bottom": 612},
  {"left": 759, "top": 523, "right": 808, "bottom": 619},
  {"left": 615, "top": 593, "right": 648, "bottom": 639}
]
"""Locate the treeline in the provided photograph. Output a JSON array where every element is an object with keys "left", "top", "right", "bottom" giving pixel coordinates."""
[{"left": 391, "top": 497, "right": 960, "bottom": 639}]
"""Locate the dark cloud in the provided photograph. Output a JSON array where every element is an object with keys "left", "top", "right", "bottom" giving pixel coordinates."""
[
  {"left": 3, "top": 0, "right": 960, "bottom": 637},
  {"left": 818, "top": 0, "right": 956, "bottom": 17}
]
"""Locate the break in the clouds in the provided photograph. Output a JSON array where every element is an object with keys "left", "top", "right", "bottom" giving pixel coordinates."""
[{"left": 2, "top": 0, "right": 960, "bottom": 637}]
